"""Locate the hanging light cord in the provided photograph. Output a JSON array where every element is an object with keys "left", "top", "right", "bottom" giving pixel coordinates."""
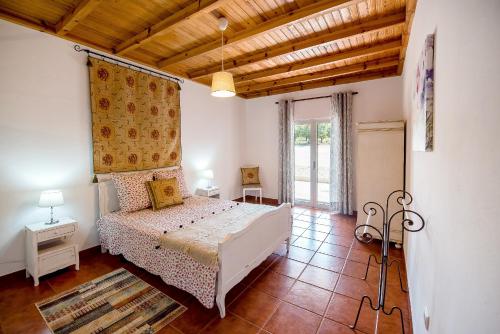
[{"left": 220, "top": 30, "right": 224, "bottom": 71}]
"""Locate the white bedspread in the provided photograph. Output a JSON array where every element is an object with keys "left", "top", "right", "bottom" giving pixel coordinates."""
[{"left": 97, "top": 196, "right": 245, "bottom": 308}]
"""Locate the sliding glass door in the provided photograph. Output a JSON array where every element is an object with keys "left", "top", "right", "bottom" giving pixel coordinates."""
[
  {"left": 294, "top": 120, "right": 331, "bottom": 209},
  {"left": 294, "top": 122, "right": 311, "bottom": 203}
]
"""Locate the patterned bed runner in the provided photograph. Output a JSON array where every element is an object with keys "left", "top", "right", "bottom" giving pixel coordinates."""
[{"left": 159, "top": 204, "right": 275, "bottom": 267}]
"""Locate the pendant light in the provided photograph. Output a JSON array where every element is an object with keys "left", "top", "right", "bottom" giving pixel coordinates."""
[{"left": 211, "top": 17, "right": 236, "bottom": 97}]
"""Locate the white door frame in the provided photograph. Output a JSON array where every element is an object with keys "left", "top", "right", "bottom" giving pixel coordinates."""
[{"left": 294, "top": 119, "right": 330, "bottom": 209}]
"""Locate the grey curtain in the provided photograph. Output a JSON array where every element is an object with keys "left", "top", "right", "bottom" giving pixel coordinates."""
[
  {"left": 278, "top": 99, "right": 294, "bottom": 204},
  {"left": 329, "top": 92, "right": 353, "bottom": 214}
]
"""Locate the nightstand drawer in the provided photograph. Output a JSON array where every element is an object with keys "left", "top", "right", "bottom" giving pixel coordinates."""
[
  {"left": 38, "top": 246, "right": 76, "bottom": 276},
  {"left": 207, "top": 189, "right": 220, "bottom": 197},
  {"left": 37, "top": 224, "right": 75, "bottom": 242}
]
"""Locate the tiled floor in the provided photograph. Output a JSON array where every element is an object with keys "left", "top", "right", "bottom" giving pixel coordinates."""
[{"left": 0, "top": 205, "right": 412, "bottom": 334}]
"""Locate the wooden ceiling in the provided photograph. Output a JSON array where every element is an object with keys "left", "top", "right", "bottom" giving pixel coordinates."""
[{"left": 0, "top": 0, "right": 416, "bottom": 98}]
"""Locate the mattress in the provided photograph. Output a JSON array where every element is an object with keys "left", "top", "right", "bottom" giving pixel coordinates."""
[{"left": 96, "top": 195, "right": 236, "bottom": 308}]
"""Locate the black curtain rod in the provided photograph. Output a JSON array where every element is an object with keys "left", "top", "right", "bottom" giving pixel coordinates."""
[
  {"left": 274, "top": 92, "right": 358, "bottom": 104},
  {"left": 74, "top": 45, "right": 184, "bottom": 84}
]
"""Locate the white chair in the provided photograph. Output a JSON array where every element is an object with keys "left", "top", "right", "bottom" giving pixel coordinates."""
[
  {"left": 243, "top": 184, "right": 262, "bottom": 204},
  {"left": 240, "top": 166, "right": 263, "bottom": 204}
]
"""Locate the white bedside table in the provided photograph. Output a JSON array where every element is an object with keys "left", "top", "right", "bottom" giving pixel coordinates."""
[
  {"left": 25, "top": 217, "right": 79, "bottom": 286},
  {"left": 196, "top": 186, "right": 220, "bottom": 199}
]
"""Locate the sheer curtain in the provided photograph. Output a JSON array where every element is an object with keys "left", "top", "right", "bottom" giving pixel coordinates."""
[
  {"left": 278, "top": 99, "right": 294, "bottom": 204},
  {"left": 329, "top": 92, "right": 354, "bottom": 214}
]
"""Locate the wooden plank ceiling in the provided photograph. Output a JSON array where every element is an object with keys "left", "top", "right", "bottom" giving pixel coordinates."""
[{"left": 0, "top": 0, "right": 416, "bottom": 98}]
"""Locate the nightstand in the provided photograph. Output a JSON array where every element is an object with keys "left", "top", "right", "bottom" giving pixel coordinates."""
[
  {"left": 196, "top": 186, "right": 220, "bottom": 199},
  {"left": 25, "top": 218, "right": 79, "bottom": 286}
]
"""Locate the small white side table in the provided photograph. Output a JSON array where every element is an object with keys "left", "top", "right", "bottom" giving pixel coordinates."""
[
  {"left": 25, "top": 217, "right": 79, "bottom": 286},
  {"left": 196, "top": 186, "right": 220, "bottom": 199}
]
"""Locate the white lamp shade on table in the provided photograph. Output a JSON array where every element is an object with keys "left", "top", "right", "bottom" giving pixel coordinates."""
[
  {"left": 39, "top": 190, "right": 64, "bottom": 207},
  {"left": 211, "top": 71, "right": 236, "bottom": 97},
  {"left": 202, "top": 169, "right": 214, "bottom": 180},
  {"left": 39, "top": 190, "right": 64, "bottom": 224},
  {"left": 201, "top": 169, "right": 215, "bottom": 188}
]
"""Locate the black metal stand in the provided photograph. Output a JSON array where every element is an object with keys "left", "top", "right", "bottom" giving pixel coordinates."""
[{"left": 350, "top": 190, "right": 425, "bottom": 334}]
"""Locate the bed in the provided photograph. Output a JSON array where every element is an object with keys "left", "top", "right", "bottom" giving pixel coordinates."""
[{"left": 96, "top": 172, "right": 291, "bottom": 318}]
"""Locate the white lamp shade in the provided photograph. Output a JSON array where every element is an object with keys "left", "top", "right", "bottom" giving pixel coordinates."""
[
  {"left": 211, "top": 71, "right": 236, "bottom": 97},
  {"left": 202, "top": 169, "right": 214, "bottom": 180},
  {"left": 39, "top": 190, "right": 64, "bottom": 207}
]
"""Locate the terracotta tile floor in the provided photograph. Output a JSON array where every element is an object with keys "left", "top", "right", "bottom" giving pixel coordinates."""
[{"left": 0, "top": 205, "right": 412, "bottom": 334}]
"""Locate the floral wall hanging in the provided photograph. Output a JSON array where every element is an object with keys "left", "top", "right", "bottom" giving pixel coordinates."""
[{"left": 89, "top": 58, "right": 181, "bottom": 173}]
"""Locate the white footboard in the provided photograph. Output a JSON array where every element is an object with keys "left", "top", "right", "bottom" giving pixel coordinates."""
[{"left": 215, "top": 203, "right": 292, "bottom": 317}]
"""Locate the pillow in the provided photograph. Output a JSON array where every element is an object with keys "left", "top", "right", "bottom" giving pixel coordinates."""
[
  {"left": 241, "top": 167, "right": 260, "bottom": 185},
  {"left": 112, "top": 171, "right": 153, "bottom": 212},
  {"left": 146, "top": 178, "right": 183, "bottom": 211},
  {"left": 154, "top": 167, "right": 191, "bottom": 198}
]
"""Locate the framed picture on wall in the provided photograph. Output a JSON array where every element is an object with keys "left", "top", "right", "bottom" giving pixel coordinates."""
[{"left": 413, "top": 34, "right": 435, "bottom": 152}]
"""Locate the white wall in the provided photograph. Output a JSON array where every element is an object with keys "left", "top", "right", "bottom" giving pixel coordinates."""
[
  {"left": 0, "top": 20, "right": 245, "bottom": 276},
  {"left": 181, "top": 81, "right": 245, "bottom": 199},
  {"left": 242, "top": 77, "right": 404, "bottom": 207},
  {"left": 402, "top": 1, "right": 500, "bottom": 333}
]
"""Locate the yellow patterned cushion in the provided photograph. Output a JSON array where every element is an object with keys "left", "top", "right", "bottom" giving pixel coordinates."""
[
  {"left": 241, "top": 167, "right": 260, "bottom": 185},
  {"left": 146, "top": 178, "right": 183, "bottom": 211}
]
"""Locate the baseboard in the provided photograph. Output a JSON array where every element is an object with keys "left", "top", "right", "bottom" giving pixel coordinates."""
[
  {"left": 233, "top": 196, "right": 279, "bottom": 206},
  {"left": 80, "top": 245, "right": 104, "bottom": 259}
]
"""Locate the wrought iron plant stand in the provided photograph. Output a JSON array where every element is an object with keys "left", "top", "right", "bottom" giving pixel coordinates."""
[{"left": 350, "top": 190, "right": 425, "bottom": 334}]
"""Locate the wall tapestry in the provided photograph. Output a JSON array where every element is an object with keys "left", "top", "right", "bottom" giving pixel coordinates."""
[
  {"left": 412, "top": 34, "right": 435, "bottom": 152},
  {"left": 89, "top": 58, "right": 181, "bottom": 173}
]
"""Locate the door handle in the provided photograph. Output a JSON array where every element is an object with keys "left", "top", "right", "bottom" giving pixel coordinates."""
[{"left": 312, "top": 161, "right": 316, "bottom": 170}]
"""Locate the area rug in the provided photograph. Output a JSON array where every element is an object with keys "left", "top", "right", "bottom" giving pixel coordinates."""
[{"left": 36, "top": 268, "right": 186, "bottom": 334}]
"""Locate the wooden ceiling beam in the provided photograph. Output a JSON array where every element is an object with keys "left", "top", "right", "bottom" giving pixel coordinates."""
[
  {"left": 157, "top": 0, "right": 357, "bottom": 69},
  {"left": 242, "top": 69, "right": 398, "bottom": 99},
  {"left": 236, "top": 57, "right": 399, "bottom": 94},
  {"left": 234, "top": 39, "right": 402, "bottom": 83},
  {"left": 114, "top": 0, "right": 228, "bottom": 56},
  {"left": 0, "top": 8, "right": 174, "bottom": 77},
  {"left": 55, "top": 0, "right": 102, "bottom": 35},
  {"left": 0, "top": 8, "right": 55, "bottom": 33},
  {"left": 398, "top": 0, "right": 418, "bottom": 74},
  {"left": 0, "top": 8, "right": 111, "bottom": 53},
  {"left": 189, "top": 12, "right": 405, "bottom": 80}
]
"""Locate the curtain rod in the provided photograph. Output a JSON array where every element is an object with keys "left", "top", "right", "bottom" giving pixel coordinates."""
[
  {"left": 274, "top": 92, "right": 358, "bottom": 104},
  {"left": 74, "top": 45, "right": 184, "bottom": 84}
]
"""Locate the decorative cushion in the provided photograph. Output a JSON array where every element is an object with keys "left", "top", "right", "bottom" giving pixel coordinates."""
[
  {"left": 146, "top": 178, "right": 183, "bottom": 211},
  {"left": 154, "top": 167, "right": 191, "bottom": 198},
  {"left": 112, "top": 172, "right": 153, "bottom": 212},
  {"left": 241, "top": 167, "right": 260, "bottom": 185}
]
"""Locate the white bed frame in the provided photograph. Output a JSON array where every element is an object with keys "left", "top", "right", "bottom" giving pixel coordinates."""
[
  {"left": 215, "top": 202, "right": 291, "bottom": 317},
  {"left": 96, "top": 169, "right": 291, "bottom": 318}
]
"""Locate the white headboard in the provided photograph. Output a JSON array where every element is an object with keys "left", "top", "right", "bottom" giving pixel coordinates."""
[{"left": 96, "top": 166, "right": 180, "bottom": 217}]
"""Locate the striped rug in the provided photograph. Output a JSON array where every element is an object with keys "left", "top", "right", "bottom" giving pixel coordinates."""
[{"left": 36, "top": 268, "right": 186, "bottom": 334}]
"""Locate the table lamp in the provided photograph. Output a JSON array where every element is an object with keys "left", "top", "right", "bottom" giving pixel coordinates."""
[
  {"left": 202, "top": 169, "right": 214, "bottom": 189},
  {"left": 39, "top": 190, "right": 64, "bottom": 224}
]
